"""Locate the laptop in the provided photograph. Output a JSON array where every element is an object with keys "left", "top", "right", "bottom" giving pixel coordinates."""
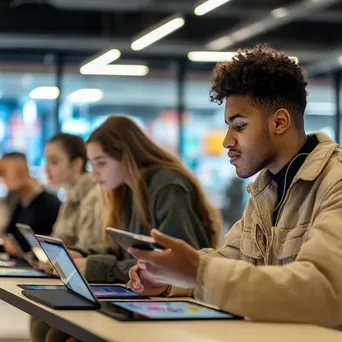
[
  {"left": 16, "top": 223, "right": 49, "bottom": 263},
  {"left": 22, "top": 236, "right": 243, "bottom": 321},
  {"left": 21, "top": 235, "right": 147, "bottom": 310}
]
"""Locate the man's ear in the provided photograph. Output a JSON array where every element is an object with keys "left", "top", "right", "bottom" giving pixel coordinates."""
[{"left": 272, "top": 108, "right": 291, "bottom": 135}]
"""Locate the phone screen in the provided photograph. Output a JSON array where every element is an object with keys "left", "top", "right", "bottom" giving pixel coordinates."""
[{"left": 111, "top": 301, "right": 235, "bottom": 319}]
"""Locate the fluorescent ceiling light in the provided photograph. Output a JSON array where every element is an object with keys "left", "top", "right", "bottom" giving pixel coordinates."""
[
  {"left": 80, "top": 65, "right": 149, "bottom": 76},
  {"left": 29, "top": 86, "right": 60, "bottom": 100},
  {"left": 68, "top": 89, "right": 104, "bottom": 103},
  {"left": 271, "top": 7, "right": 289, "bottom": 18},
  {"left": 131, "top": 14, "right": 185, "bottom": 51},
  {"left": 338, "top": 56, "right": 342, "bottom": 66},
  {"left": 194, "top": 0, "right": 231, "bottom": 16},
  {"left": 80, "top": 49, "right": 121, "bottom": 70},
  {"left": 188, "top": 51, "right": 236, "bottom": 62},
  {"left": 188, "top": 51, "right": 299, "bottom": 64}
]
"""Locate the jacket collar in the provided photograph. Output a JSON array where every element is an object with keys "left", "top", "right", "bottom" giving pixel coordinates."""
[{"left": 246, "top": 132, "right": 339, "bottom": 196}]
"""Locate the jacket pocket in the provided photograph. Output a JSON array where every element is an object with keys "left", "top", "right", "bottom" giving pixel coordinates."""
[
  {"left": 277, "top": 224, "right": 309, "bottom": 264},
  {"left": 240, "top": 233, "right": 264, "bottom": 264}
]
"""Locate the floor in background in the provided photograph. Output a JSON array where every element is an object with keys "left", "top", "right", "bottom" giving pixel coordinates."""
[{"left": 0, "top": 299, "right": 30, "bottom": 340}]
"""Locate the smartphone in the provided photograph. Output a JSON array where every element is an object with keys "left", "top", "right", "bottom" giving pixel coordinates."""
[
  {"left": 16, "top": 223, "right": 49, "bottom": 263},
  {"left": 106, "top": 227, "right": 164, "bottom": 253}
]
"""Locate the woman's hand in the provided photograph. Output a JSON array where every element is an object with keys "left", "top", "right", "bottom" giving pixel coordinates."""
[{"left": 127, "top": 262, "right": 169, "bottom": 296}]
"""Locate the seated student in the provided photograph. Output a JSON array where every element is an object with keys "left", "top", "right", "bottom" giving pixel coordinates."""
[
  {"left": 31, "top": 133, "right": 106, "bottom": 342},
  {"left": 1, "top": 152, "right": 60, "bottom": 255},
  {"left": 31, "top": 116, "right": 222, "bottom": 342},
  {"left": 127, "top": 44, "right": 342, "bottom": 328},
  {"left": 0, "top": 160, "right": 19, "bottom": 234},
  {"left": 45, "top": 133, "right": 104, "bottom": 252},
  {"left": 73, "top": 115, "right": 221, "bottom": 284}
]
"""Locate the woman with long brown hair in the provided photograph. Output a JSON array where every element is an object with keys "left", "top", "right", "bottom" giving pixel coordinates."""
[{"left": 76, "top": 114, "right": 222, "bottom": 284}]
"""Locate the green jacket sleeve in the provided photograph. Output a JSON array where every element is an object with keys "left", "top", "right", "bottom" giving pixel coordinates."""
[
  {"left": 85, "top": 184, "right": 213, "bottom": 284},
  {"left": 85, "top": 255, "right": 137, "bottom": 284}
]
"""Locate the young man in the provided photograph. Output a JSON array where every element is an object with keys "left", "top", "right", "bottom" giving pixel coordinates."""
[
  {"left": 1, "top": 152, "right": 61, "bottom": 255},
  {"left": 127, "top": 44, "right": 342, "bottom": 328}
]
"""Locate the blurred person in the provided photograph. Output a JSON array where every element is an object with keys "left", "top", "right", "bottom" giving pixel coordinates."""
[
  {"left": 127, "top": 44, "right": 342, "bottom": 328},
  {"left": 31, "top": 133, "right": 106, "bottom": 342},
  {"left": 80, "top": 115, "right": 221, "bottom": 283},
  {"left": 222, "top": 176, "right": 244, "bottom": 231},
  {"left": 0, "top": 159, "right": 20, "bottom": 233},
  {"left": 1, "top": 152, "right": 60, "bottom": 256},
  {"left": 45, "top": 133, "right": 105, "bottom": 252}
]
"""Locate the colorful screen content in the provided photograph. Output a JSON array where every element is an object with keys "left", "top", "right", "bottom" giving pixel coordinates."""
[
  {"left": 39, "top": 241, "right": 96, "bottom": 303},
  {"left": 112, "top": 301, "right": 234, "bottom": 319},
  {"left": 91, "top": 286, "right": 139, "bottom": 298}
]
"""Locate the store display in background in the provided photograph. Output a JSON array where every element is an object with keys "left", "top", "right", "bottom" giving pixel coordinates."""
[{"left": 147, "top": 109, "right": 179, "bottom": 156}]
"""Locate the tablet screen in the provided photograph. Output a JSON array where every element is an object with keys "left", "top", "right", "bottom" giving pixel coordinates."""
[
  {"left": 0, "top": 268, "right": 50, "bottom": 277},
  {"left": 91, "top": 285, "right": 140, "bottom": 298},
  {"left": 39, "top": 241, "right": 97, "bottom": 304},
  {"left": 111, "top": 301, "right": 235, "bottom": 319}
]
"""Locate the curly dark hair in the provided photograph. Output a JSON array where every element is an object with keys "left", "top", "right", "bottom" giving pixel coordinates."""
[{"left": 210, "top": 44, "right": 308, "bottom": 128}]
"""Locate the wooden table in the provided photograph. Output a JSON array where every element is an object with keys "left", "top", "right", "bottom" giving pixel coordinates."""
[{"left": 0, "top": 277, "right": 341, "bottom": 342}]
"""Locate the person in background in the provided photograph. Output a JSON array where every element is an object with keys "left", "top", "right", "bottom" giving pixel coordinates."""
[
  {"left": 45, "top": 133, "right": 105, "bottom": 252},
  {"left": 127, "top": 44, "right": 342, "bottom": 328},
  {"left": 0, "top": 159, "right": 20, "bottom": 234},
  {"left": 32, "top": 115, "right": 222, "bottom": 342},
  {"left": 76, "top": 115, "right": 221, "bottom": 284},
  {"left": 31, "top": 133, "right": 106, "bottom": 342},
  {"left": 222, "top": 177, "right": 244, "bottom": 232},
  {"left": 1, "top": 152, "right": 60, "bottom": 255}
]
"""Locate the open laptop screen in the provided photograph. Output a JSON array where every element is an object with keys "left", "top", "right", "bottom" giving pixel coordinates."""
[
  {"left": 38, "top": 239, "right": 97, "bottom": 304},
  {"left": 16, "top": 224, "right": 49, "bottom": 263}
]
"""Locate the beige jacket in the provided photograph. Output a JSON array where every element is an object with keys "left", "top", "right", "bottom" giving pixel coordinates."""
[
  {"left": 171, "top": 133, "right": 342, "bottom": 328},
  {"left": 52, "top": 172, "right": 105, "bottom": 252}
]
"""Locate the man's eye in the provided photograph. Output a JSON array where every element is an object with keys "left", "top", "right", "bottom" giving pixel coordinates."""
[{"left": 236, "top": 124, "right": 247, "bottom": 132}]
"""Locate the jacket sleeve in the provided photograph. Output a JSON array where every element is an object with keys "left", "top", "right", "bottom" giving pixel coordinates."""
[
  {"left": 73, "top": 186, "right": 105, "bottom": 253},
  {"left": 168, "top": 215, "right": 244, "bottom": 297},
  {"left": 194, "top": 181, "right": 342, "bottom": 328},
  {"left": 52, "top": 202, "right": 76, "bottom": 247},
  {"left": 85, "top": 255, "right": 137, "bottom": 284}
]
